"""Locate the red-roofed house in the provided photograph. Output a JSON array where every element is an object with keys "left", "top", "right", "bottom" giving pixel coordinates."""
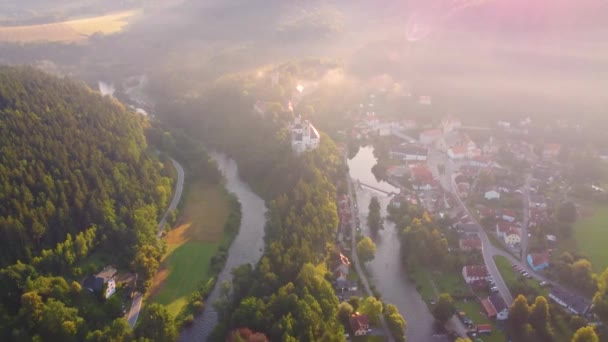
[
  {"left": 350, "top": 313, "right": 370, "bottom": 336},
  {"left": 448, "top": 146, "right": 467, "bottom": 160},
  {"left": 459, "top": 238, "right": 482, "bottom": 251},
  {"left": 528, "top": 251, "right": 550, "bottom": 272},
  {"left": 462, "top": 265, "right": 489, "bottom": 284},
  {"left": 477, "top": 324, "right": 492, "bottom": 334},
  {"left": 481, "top": 298, "right": 497, "bottom": 318}
]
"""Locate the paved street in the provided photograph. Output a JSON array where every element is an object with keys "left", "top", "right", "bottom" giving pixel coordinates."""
[
  {"left": 127, "top": 292, "right": 143, "bottom": 327},
  {"left": 128, "top": 157, "right": 185, "bottom": 328}
]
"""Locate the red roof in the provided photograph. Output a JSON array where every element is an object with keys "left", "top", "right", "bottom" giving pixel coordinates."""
[
  {"left": 477, "top": 324, "right": 492, "bottom": 333},
  {"left": 350, "top": 314, "right": 369, "bottom": 332},
  {"left": 460, "top": 238, "right": 481, "bottom": 250},
  {"left": 481, "top": 298, "right": 497, "bottom": 318},
  {"left": 530, "top": 252, "right": 550, "bottom": 267},
  {"left": 421, "top": 129, "right": 442, "bottom": 138},
  {"left": 464, "top": 265, "right": 488, "bottom": 278},
  {"left": 410, "top": 165, "right": 434, "bottom": 183}
]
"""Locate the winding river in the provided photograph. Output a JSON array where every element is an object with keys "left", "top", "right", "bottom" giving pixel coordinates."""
[
  {"left": 179, "top": 152, "right": 267, "bottom": 342},
  {"left": 348, "top": 146, "right": 437, "bottom": 342}
]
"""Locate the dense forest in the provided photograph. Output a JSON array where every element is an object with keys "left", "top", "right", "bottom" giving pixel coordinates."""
[{"left": 0, "top": 67, "right": 176, "bottom": 341}]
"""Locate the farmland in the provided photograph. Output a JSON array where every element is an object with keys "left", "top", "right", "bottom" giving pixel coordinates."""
[
  {"left": 148, "top": 181, "right": 230, "bottom": 317},
  {"left": 0, "top": 10, "right": 138, "bottom": 43}
]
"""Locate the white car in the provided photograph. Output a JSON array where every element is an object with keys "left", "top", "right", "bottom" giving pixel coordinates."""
[{"left": 491, "top": 287, "right": 499, "bottom": 292}]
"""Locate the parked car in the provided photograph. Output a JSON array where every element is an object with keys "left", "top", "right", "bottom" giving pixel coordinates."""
[{"left": 491, "top": 287, "right": 499, "bottom": 292}]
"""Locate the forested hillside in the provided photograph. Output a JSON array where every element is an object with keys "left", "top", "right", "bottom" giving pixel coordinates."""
[
  {"left": 0, "top": 66, "right": 174, "bottom": 341},
  {"left": 0, "top": 66, "right": 172, "bottom": 266}
]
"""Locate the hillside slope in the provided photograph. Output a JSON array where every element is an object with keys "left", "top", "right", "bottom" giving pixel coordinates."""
[{"left": 0, "top": 66, "right": 172, "bottom": 266}]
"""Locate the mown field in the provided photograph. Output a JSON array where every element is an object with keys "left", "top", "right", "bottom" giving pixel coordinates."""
[
  {"left": 0, "top": 10, "right": 138, "bottom": 43},
  {"left": 148, "top": 181, "right": 230, "bottom": 317},
  {"left": 572, "top": 204, "right": 608, "bottom": 272}
]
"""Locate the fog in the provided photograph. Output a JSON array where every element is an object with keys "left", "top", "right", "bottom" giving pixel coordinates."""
[{"left": 1, "top": 0, "right": 607, "bottom": 124}]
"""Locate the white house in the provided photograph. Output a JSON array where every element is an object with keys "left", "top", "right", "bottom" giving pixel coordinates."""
[
  {"left": 83, "top": 266, "right": 117, "bottom": 299},
  {"left": 484, "top": 190, "right": 501, "bottom": 200},
  {"left": 290, "top": 116, "right": 320, "bottom": 153}
]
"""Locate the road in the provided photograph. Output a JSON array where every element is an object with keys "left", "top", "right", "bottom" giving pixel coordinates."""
[
  {"left": 450, "top": 173, "right": 514, "bottom": 305},
  {"left": 520, "top": 174, "right": 532, "bottom": 261},
  {"left": 346, "top": 174, "right": 395, "bottom": 342},
  {"left": 127, "top": 157, "right": 185, "bottom": 328},
  {"left": 158, "top": 157, "right": 185, "bottom": 234},
  {"left": 127, "top": 292, "right": 143, "bottom": 327}
]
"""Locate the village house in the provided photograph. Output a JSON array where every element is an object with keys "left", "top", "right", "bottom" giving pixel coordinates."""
[
  {"left": 504, "top": 229, "right": 521, "bottom": 246},
  {"left": 500, "top": 209, "right": 517, "bottom": 223},
  {"left": 484, "top": 189, "right": 501, "bottom": 200},
  {"left": 496, "top": 222, "right": 519, "bottom": 238},
  {"left": 462, "top": 265, "right": 489, "bottom": 284},
  {"left": 409, "top": 164, "right": 435, "bottom": 190},
  {"left": 481, "top": 293, "right": 509, "bottom": 321},
  {"left": 83, "top": 266, "right": 117, "bottom": 299},
  {"left": 490, "top": 293, "right": 509, "bottom": 320},
  {"left": 527, "top": 252, "right": 550, "bottom": 272},
  {"left": 350, "top": 313, "right": 370, "bottom": 336},
  {"left": 459, "top": 237, "right": 482, "bottom": 251},
  {"left": 549, "top": 286, "right": 592, "bottom": 316},
  {"left": 390, "top": 145, "right": 428, "bottom": 162}
]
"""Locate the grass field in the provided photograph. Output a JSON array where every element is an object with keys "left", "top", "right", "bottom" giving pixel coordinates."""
[
  {"left": 0, "top": 10, "right": 138, "bottom": 43},
  {"left": 148, "top": 181, "right": 230, "bottom": 317},
  {"left": 493, "top": 256, "right": 547, "bottom": 297},
  {"left": 572, "top": 204, "right": 608, "bottom": 272}
]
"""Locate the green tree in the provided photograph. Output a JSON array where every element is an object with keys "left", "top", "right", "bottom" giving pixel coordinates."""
[
  {"left": 367, "top": 197, "right": 383, "bottom": 234},
  {"left": 433, "top": 293, "right": 455, "bottom": 324},
  {"left": 135, "top": 303, "right": 177, "bottom": 342},
  {"left": 593, "top": 268, "right": 608, "bottom": 324},
  {"left": 38, "top": 298, "right": 84, "bottom": 341},
  {"left": 359, "top": 296, "right": 383, "bottom": 324},
  {"left": 571, "top": 326, "right": 599, "bottom": 342},
  {"left": 384, "top": 304, "right": 406, "bottom": 342},
  {"left": 356, "top": 237, "right": 376, "bottom": 264},
  {"left": 509, "top": 295, "right": 530, "bottom": 327},
  {"left": 529, "top": 296, "right": 553, "bottom": 340},
  {"left": 337, "top": 302, "right": 353, "bottom": 326}
]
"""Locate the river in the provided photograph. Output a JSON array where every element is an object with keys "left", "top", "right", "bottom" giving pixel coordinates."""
[
  {"left": 179, "top": 151, "right": 267, "bottom": 342},
  {"left": 348, "top": 146, "right": 437, "bottom": 342}
]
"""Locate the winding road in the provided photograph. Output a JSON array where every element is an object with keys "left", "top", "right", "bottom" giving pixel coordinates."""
[{"left": 127, "top": 157, "right": 185, "bottom": 328}]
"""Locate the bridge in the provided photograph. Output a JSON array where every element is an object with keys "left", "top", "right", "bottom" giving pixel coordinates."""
[{"left": 357, "top": 179, "right": 399, "bottom": 196}]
